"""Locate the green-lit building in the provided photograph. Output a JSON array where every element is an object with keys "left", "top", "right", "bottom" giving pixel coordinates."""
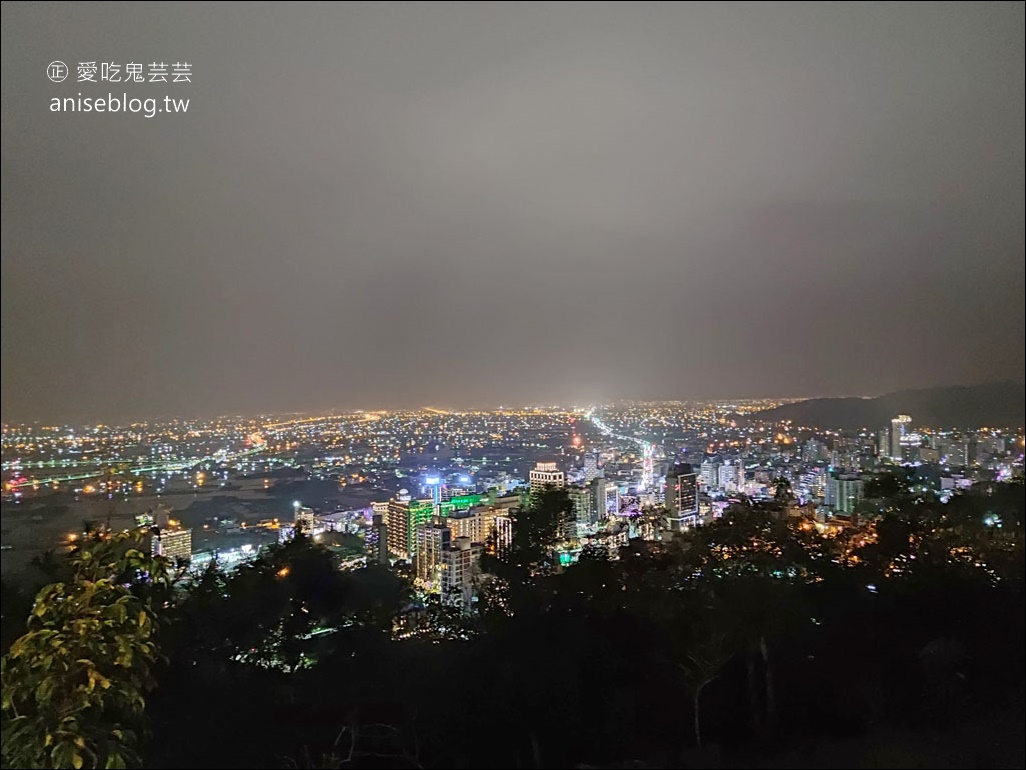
[
  {"left": 387, "top": 495, "right": 435, "bottom": 560},
  {"left": 386, "top": 491, "right": 485, "bottom": 560}
]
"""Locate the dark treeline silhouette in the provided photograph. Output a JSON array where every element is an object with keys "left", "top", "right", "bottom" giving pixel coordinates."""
[{"left": 2, "top": 479, "right": 1024, "bottom": 769}]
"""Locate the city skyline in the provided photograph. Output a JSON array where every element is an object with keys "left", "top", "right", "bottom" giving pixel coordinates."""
[
  {"left": 2, "top": 5, "right": 1023, "bottom": 769},
  {"left": 3, "top": 2, "right": 1024, "bottom": 423},
  {"left": 3, "top": 380, "right": 1022, "bottom": 427}
]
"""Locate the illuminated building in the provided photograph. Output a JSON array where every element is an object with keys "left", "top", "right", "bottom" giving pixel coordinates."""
[
  {"left": 446, "top": 509, "right": 479, "bottom": 542},
  {"left": 826, "top": 472, "right": 863, "bottom": 514},
  {"left": 445, "top": 505, "right": 500, "bottom": 545},
  {"left": 492, "top": 513, "right": 513, "bottom": 558},
  {"left": 890, "top": 415, "right": 912, "bottom": 460},
  {"left": 529, "top": 461, "right": 565, "bottom": 493},
  {"left": 603, "top": 482, "right": 620, "bottom": 518},
  {"left": 371, "top": 500, "right": 389, "bottom": 520},
  {"left": 387, "top": 491, "right": 435, "bottom": 560},
  {"left": 583, "top": 452, "right": 601, "bottom": 483},
  {"left": 293, "top": 504, "right": 317, "bottom": 534},
  {"left": 415, "top": 520, "right": 451, "bottom": 586},
  {"left": 830, "top": 439, "right": 858, "bottom": 471},
  {"left": 441, "top": 536, "right": 482, "bottom": 607},
  {"left": 700, "top": 459, "right": 721, "bottom": 488},
  {"left": 151, "top": 527, "right": 192, "bottom": 562},
  {"left": 665, "top": 463, "right": 698, "bottom": 531},
  {"left": 804, "top": 440, "right": 827, "bottom": 463},
  {"left": 425, "top": 474, "right": 444, "bottom": 514},
  {"left": 718, "top": 461, "right": 740, "bottom": 492},
  {"left": 942, "top": 439, "right": 967, "bottom": 467},
  {"left": 316, "top": 509, "right": 367, "bottom": 534},
  {"left": 568, "top": 486, "right": 591, "bottom": 538},
  {"left": 587, "top": 477, "right": 608, "bottom": 524},
  {"left": 437, "top": 494, "right": 482, "bottom": 516},
  {"left": 487, "top": 492, "right": 521, "bottom": 511},
  {"left": 581, "top": 526, "right": 630, "bottom": 557},
  {"left": 810, "top": 467, "right": 828, "bottom": 499}
]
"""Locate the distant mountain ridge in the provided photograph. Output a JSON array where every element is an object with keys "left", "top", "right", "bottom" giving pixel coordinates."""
[{"left": 751, "top": 382, "right": 1025, "bottom": 429}]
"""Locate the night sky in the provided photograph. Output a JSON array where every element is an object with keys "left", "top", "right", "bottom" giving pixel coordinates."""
[{"left": 2, "top": 2, "right": 1023, "bottom": 422}]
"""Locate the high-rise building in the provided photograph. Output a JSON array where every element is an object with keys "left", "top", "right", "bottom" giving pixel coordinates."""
[
  {"left": 942, "top": 440, "right": 967, "bottom": 467},
  {"left": 424, "top": 475, "right": 444, "bottom": 514},
  {"left": 492, "top": 514, "right": 513, "bottom": 558},
  {"left": 604, "top": 482, "right": 620, "bottom": 518},
  {"left": 877, "top": 428, "right": 890, "bottom": 458},
  {"left": 890, "top": 415, "right": 912, "bottom": 461},
  {"left": 804, "top": 440, "right": 827, "bottom": 464},
  {"left": 826, "top": 473, "right": 864, "bottom": 514},
  {"left": 583, "top": 453, "right": 602, "bottom": 483},
  {"left": 529, "top": 461, "right": 565, "bottom": 493},
  {"left": 415, "top": 520, "right": 451, "bottom": 586},
  {"left": 562, "top": 494, "right": 578, "bottom": 542},
  {"left": 445, "top": 509, "right": 478, "bottom": 543},
  {"left": 441, "top": 536, "right": 482, "bottom": 607},
  {"left": 718, "top": 461, "right": 740, "bottom": 492},
  {"left": 487, "top": 491, "right": 521, "bottom": 511},
  {"left": 151, "top": 527, "right": 192, "bottom": 562},
  {"left": 812, "top": 467, "right": 828, "bottom": 499},
  {"left": 665, "top": 463, "right": 699, "bottom": 531},
  {"left": 830, "top": 438, "right": 859, "bottom": 471},
  {"left": 371, "top": 513, "right": 389, "bottom": 565},
  {"left": 587, "top": 477, "right": 607, "bottom": 524},
  {"left": 700, "top": 459, "right": 721, "bottom": 488},
  {"left": 568, "top": 486, "right": 591, "bottom": 537},
  {"left": 293, "top": 504, "right": 317, "bottom": 535},
  {"left": 444, "top": 505, "right": 500, "bottom": 545},
  {"left": 387, "top": 492, "right": 436, "bottom": 560}
]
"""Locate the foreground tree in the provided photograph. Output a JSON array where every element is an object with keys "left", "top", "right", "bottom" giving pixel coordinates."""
[
  {"left": 674, "top": 604, "right": 735, "bottom": 751},
  {"left": 1, "top": 530, "right": 171, "bottom": 769}
]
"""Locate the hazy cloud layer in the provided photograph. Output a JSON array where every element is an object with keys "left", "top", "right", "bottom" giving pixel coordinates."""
[{"left": 2, "top": 2, "right": 1023, "bottom": 421}]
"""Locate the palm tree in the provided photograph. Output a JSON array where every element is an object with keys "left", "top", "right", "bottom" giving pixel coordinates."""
[{"left": 677, "top": 624, "right": 733, "bottom": 750}]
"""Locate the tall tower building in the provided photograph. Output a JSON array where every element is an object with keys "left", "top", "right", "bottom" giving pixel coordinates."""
[
  {"left": 890, "top": 415, "right": 912, "bottom": 461},
  {"left": 415, "top": 520, "right": 451, "bottom": 586},
  {"left": 700, "top": 459, "right": 721, "bottom": 488},
  {"left": 587, "top": 477, "right": 607, "bottom": 523},
  {"left": 371, "top": 513, "right": 389, "bottom": 565},
  {"left": 442, "top": 537, "right": 482, "bottom": 607},
  {"left": 491, "top": 514, "right": 513, "bottom": 559},
  {"left": 583, "top": 453, "right": 602, "bottom": 483},
  {"left": 568, "top": 486, "right": 591, "bottom": 536},
  {"left": 604, "top": 482, "right": 620, "bottom": 518},
  {"left": 718, "top": 461, "right": 740, "bottom": 492},
  {"left": 529, "top": 461, "right": 565, "bottom": 493},
  {"left": 387, "top": 491, "right": 435, "bottom": 560},
  {"left": 665, "top": 463, "right": 699, "bottom": 531},
  {"left": 827, "top": 473, "right": 864, "bottom": 514},
  {"left": 424, "top": 475, "right": 444, "bottom": 515}
]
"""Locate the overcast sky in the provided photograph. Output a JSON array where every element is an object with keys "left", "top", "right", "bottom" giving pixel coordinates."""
[{"left": 2, "top": 2, "right": 1023, "bottom": 422}]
